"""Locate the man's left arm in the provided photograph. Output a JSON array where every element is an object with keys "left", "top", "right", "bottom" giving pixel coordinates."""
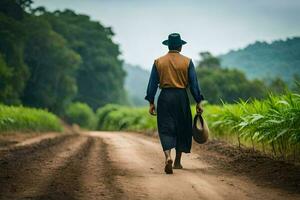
[{"left": 188, "top": 60, "right": 204, "bottom": 113}]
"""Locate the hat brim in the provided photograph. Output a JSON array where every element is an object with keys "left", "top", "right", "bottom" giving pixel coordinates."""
[{"left": 162, "top": 39, "right": 187, "bottom": 46}]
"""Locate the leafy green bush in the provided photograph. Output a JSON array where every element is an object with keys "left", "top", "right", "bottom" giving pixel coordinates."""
[
  {"left": 0, "top": 104, "right": 62, "bottom": 133},
  {"left": 96, "top": 104, "right": 156, "bottom": 132},
  {"left": 65, "top": 102, "right": 96, "bottom": 129}
]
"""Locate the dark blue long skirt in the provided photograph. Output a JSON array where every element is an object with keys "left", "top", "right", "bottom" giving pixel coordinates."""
[{"left": 157, "top": 88, "right": 193, "bottom": 153}]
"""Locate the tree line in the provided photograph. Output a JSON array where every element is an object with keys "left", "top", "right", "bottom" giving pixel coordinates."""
[
  {"left": 195, "top": 52, "right": 294, "bottom": 104},
  {"left": 219, "top": 37, "right": 300, "bottom": 83},
  {"left": 0, "top": 0, "right": 127, "bottom": 114}
]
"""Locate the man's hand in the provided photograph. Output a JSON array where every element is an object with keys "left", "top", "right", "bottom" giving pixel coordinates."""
[
  {"left": 149, "top": 103, "right": 157, "bottom": 116},
  {"left": 196, "top": 103, "right": 204, "bottom": 114}
]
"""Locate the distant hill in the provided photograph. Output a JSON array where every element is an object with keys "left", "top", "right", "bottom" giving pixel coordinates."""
[
  {"left": 124, "top": 63, "right": 150, "bottom": 106},
  {"left": 219, "top": 37, "right": 300, "bottom": 83}
]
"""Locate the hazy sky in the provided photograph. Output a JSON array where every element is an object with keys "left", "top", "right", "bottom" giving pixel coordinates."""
[{"left": 33, "top": 0, "right": 300, "bottom": 70}]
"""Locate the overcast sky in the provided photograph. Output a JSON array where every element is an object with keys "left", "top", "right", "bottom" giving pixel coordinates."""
[{"left": 33, "top": 0, "right": 300, "bottom": 70}]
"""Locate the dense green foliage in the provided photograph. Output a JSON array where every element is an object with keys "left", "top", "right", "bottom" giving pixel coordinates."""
[
  {"left": 205, "top": 91, "right": 300, "bottom": 161},
  {"left": 196, "top": 52, "right": 267, "bottom": 104},
  {"left": 219, "top": 38, "right": 300, "bottom": 83},
  {"left": 21, "top": 14, "right": 81, "bottom": 113},
  {"left": 0, "top": 0, "right": 127, "bottom": 113},
  {"left": 0, "top": 54, "right": 13, "bottom": 102},
  {"left": 124, "top": 63, "right": 150, "bottom": 106},
  {"left": 0, "top": 104, "right": 62, "bottom": 133},
  {"left": 96, "top": 104, "right": 156, "bottom": 132},
  {"left": 65, "top": 102, "right": 96, "bottom": 129},
  {"left": 0, "top": 0, "right": 29, "bottom": 105},
  {"left": 41, "top": 10, "right": 127, "bottom": 110}
]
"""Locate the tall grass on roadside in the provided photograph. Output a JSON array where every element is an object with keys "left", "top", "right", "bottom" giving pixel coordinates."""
[
  {"left": 65, "top": 102, "right": 96, "bottom": 129},
  {"left": 205, "top": 91, "right": 300, "bottom": 161},
  {"left": 96, "top": 104, "right": 156, "bottom": 133},
  {"left": 0, "top": 104, "right": 63, "bottom": 133}
]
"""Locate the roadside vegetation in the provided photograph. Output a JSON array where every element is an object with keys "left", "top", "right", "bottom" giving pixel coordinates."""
[
  {"left": 65, "top": 102, "right": 97, "bottom": 129},
  {"left": 96, "top": 104, "right": 156, "bottom": 133},
  {"left": 205, "top": 91, "right": 300, "bottom": 162},
  {"left": 0, "top": 104, "right": 62, "bottom": 133}
]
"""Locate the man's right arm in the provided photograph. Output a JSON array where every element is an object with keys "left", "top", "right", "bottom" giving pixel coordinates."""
[{"left": 145, "top": 62, "right": 159, "bottom": 115}]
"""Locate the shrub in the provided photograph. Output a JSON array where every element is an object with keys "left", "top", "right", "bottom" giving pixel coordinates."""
[
  {"left": 0, "top": 104, "right": 62, "bottom": 133},
  {"left": 96, "top": 104, "right": 156, "bottom": 132},
  {"left": 65, "top": 102, "right": 96, "bottom": 129}
]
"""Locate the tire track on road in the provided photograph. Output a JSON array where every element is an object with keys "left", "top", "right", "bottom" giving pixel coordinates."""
[
  {"left": 33, "top": 136, "right": 93, "bottom": 200},
  {"left": 80, "top": 136, "right": 126, "bottom": 200},
  {"left": 0, "top": 133, "right": 126, "bottom": 200},
  {"left": 0, "top": 135, "right": 89, "bottom": 200}
]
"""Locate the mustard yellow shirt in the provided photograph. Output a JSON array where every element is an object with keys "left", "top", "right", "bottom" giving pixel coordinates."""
[{"left": 155, "top": 50, "right": 190, "bottom": 88}]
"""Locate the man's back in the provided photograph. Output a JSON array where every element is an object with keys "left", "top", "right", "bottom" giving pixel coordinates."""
[{"left": 155, "top": 50, "right": 191, "bottom": 89}]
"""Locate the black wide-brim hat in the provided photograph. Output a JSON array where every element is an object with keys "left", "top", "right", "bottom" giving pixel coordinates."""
[{"left": 162, "top": 33, "right": 187, "bottom": 47}]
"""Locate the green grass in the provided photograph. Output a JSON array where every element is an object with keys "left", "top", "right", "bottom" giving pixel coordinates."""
[
  {"left": 96, "top": 104, "right": 156, "bottom": 133},
  {"left": 204, "top": 92, "right": 300, "bottom": 161},
  {"left": 65, "top": 102, "right": 96, "bottom": 129},
  {"left": 0, "top": 104, "right": 63, "bottom": 133}
]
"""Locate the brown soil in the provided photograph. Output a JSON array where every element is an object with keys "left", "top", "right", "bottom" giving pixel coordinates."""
[
  {"left": 193, "top": 139, "right": 300, "bottom": 193},
  {"left": 0, "top": 133, "right": 57, "bottom": 149},
  {"left": 0, "top": 131, "right": 299, "bottom": 200}
]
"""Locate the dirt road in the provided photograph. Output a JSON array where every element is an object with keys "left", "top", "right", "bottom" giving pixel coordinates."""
[{"left": 0, "top": 132, "right": 299, "bottom": 200}]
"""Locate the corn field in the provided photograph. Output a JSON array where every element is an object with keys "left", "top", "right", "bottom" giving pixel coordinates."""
[{"left": 204, "top": 91, "right": 300, "bottom": 162}]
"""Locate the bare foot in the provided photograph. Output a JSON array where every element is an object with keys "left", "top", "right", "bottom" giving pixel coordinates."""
[{"left": 164, "top": 159, "right": 173, "bottom": 174}]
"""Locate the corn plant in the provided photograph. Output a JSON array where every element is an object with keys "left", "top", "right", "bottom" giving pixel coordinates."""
[{"left": 206, "top": 91, "right": 300, "bottom": 161}]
